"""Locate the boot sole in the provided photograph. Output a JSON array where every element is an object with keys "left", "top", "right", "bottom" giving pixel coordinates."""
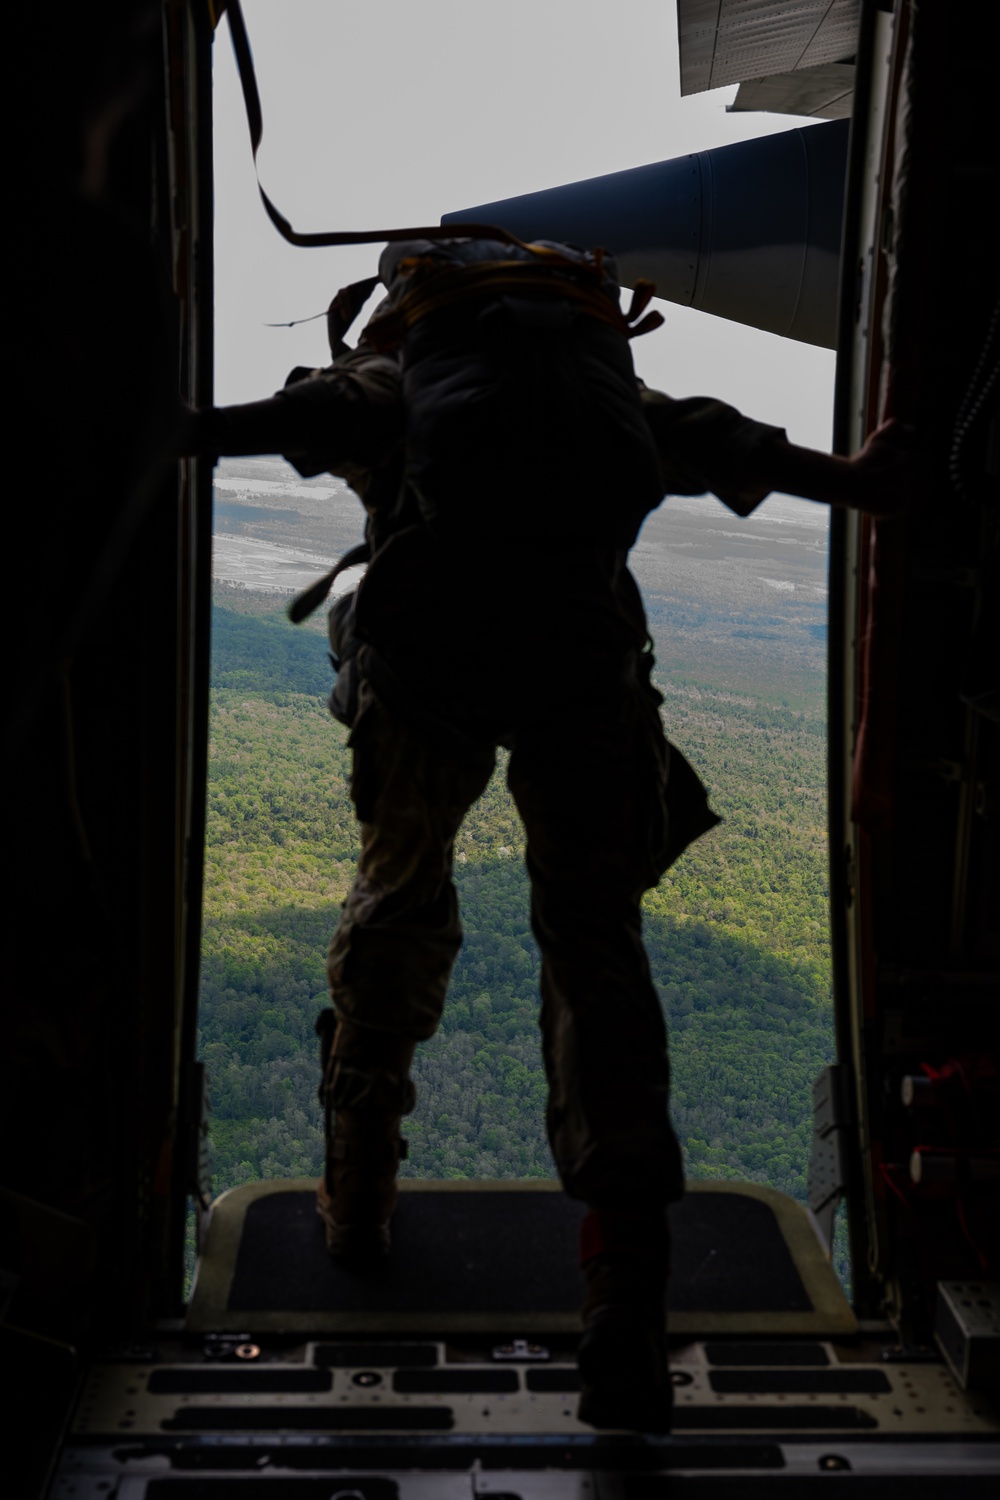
[{"left": 577, "top": 1311, "right": 673, "bottom": 1434}]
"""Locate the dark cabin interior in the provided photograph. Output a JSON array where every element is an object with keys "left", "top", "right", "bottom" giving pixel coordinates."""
[{"left": 3, "top": 2, "right": 997, "bottom": 1494}]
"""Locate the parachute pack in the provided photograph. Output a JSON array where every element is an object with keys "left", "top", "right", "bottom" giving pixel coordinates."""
[
  {"left": 287, "top": 236, "right": 666, "bottom": 626},
  {"left": 369, "top": 236, "right": 665, "bottom": 549}
]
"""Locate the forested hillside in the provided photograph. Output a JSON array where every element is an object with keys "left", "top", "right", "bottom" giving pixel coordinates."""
[{"left": 200, "top": 580, "right": 836, "bottom": 1220}]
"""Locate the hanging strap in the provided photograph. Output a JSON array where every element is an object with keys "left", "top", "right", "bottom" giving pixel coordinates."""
[
  {"left": 288, "top": 541, "right": 370, "bottom": 625},
  {"left": 226, "top": 0, "right": 538, "bottom": 253},
  {"left": 224, "top": 0, "right": 664, "bottom": 335}
]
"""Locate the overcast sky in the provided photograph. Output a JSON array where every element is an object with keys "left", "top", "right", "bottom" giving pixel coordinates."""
[{"left": 213, "top": 0, "right": 836, "bottom": 451}]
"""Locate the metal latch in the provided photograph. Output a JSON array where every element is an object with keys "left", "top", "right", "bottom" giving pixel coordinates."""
[{"left": 492, "top": 1339, "right": 550, "bottom": 1362}]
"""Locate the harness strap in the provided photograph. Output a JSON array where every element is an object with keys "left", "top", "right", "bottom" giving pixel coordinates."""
[{"left": 365, "top": 261, "right": 663, "bottom": 351}]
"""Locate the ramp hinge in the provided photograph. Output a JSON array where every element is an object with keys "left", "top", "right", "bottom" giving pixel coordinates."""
[
  {"left": 180, "top": 1060, "right": 212, "bottom": 1220},
  {"left": 808, "top": 1063, "right": 854, "bottom": 1254}
]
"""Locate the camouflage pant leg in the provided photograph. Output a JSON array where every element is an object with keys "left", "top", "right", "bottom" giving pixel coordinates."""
[
  {"left": 507, "top": 682, "right": 685, "bottom": 1211},
  {"left": 327, "top": 685, "right": 495, "bottom": 1041}
]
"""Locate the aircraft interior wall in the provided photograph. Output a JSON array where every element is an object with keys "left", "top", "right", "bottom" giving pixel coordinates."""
[
  {"left": 3, "top": 2, "right": 213, "bottom": 1482},
  {"left": 828, "top": 0, "right": 999, "bottom": 1338}
]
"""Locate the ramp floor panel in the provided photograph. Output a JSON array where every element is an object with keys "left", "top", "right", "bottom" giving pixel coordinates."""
[
  {"left": 185, "top": 1176, "right": 851, "bottom": 1332},
  {"left": 187, "top": 1179, "right": 855, "bottom": 1337}
]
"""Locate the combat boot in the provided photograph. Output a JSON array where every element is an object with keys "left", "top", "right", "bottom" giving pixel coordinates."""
[
  {"left": 576, "top": 1208, "right": 673, "bottom": 1433},
  {"left": 315, "top": 1010, "right": 416, "bottom": 1270},
  {"left": 316, "top": 1108, "right": 409, "bottom": 1266}
]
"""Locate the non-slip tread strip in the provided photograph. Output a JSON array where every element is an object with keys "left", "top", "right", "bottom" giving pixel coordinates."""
[
  {"left": 148, "top": 1369, "right": 332, "bottom": 1394},
  {"left": 161, "top": 1406, "right": 454, "bottom": 1431}
]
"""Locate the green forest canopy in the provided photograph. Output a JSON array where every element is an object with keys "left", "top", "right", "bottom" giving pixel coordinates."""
[{"left": 201, "top": 583, "right": 835, "bottom": 1218}]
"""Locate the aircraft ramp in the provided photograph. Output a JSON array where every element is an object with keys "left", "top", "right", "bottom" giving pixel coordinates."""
[
  {"left": 52, "top": 1181, "right": 1000, "bottom": 1495},
  {"left": 187, "top": 1179, "right": 855, "bottom": 1339}
]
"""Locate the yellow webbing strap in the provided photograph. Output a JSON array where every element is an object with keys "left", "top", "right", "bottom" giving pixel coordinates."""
[{"left": 364, "top": 261, "right": 664, "bottom": 352}]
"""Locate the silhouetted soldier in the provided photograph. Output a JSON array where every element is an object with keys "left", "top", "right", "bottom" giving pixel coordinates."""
[{"left": 188, "top": 237, "right": 918, "bottom": 1432}]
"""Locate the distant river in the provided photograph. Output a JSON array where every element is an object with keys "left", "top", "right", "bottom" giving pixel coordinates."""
[{"left": 212, "top": 533, "right": 363, "bottom": 598}]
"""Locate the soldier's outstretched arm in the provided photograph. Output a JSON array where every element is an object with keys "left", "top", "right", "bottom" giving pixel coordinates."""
[
  {"left": 642, "top": 385, "right": 928, "bottom": 518},
  {"left": 176, "top": 351, "right": 403, "bottom": 480},
  {"left": 748, "top": 419, "right": 927, "bottom": 517},
  {"left": 178, "top": 393, "right": 318, "bottom": 459}
]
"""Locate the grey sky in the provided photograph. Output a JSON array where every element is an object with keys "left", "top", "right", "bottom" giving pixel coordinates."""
[{"left": 213, "top": 0, "right": 836, "bottom": 451}]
